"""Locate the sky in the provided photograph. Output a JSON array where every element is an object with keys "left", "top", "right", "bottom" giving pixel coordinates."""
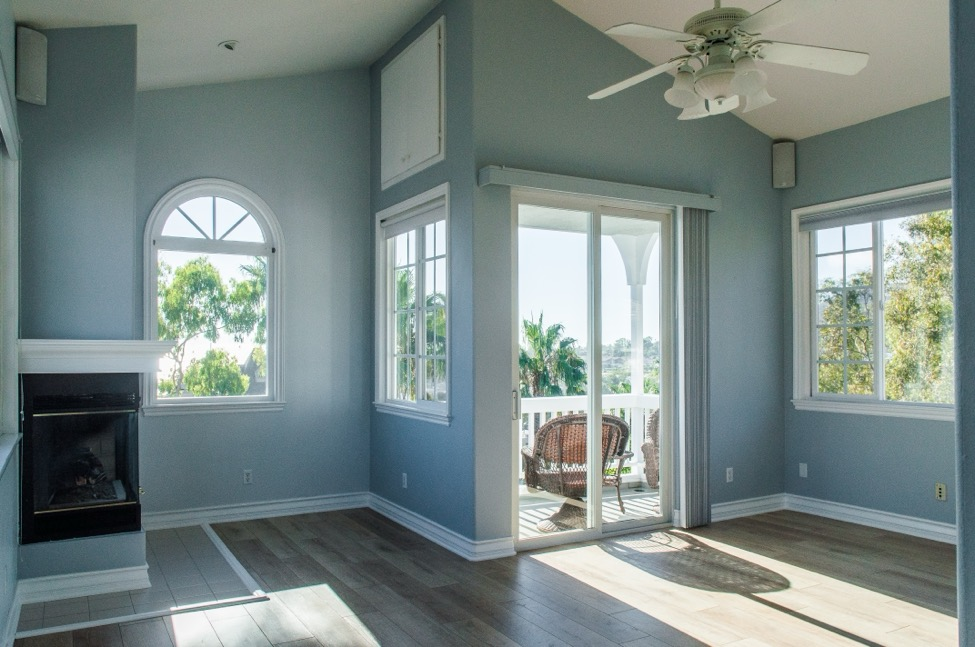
[{"left": 517, "top": 225, "right": 662, "bottom": 349}]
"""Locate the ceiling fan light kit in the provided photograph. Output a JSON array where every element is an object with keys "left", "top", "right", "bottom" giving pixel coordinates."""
[{"left": 591, "top": 0, "right": 869, "bottom": 120}]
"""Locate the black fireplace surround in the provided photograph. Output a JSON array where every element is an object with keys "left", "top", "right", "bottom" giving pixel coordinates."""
[{"left": 21, "top": 373, "right": 141, "bottom": 544}]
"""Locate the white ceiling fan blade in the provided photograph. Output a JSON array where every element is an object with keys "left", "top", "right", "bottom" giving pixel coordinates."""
[
  {"left": 738, "top": 0, "right": 835, "bottom": 36},
  {"left": 756, "top": 41, "right": 869, "bottom": 75},
  {"left": 588, "top": 58, "right": 686, "bottom": 100},
  {"left": 606, "top": 23, "right": 698, "bottom": 43}
]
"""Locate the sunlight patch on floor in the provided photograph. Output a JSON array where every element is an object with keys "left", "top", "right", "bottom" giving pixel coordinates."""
[{"left": 530, "top": 530, "right": 957, "bottom": 646}]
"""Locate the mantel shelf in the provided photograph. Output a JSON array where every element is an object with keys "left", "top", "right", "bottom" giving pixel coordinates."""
[{"left": 18, "top": 339, "right": 174, "bottom": 374}]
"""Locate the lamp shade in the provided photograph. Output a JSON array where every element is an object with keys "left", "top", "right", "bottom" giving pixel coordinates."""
[
  {"left": 664, "top": 66, "right": 699, "bottom": 108},
  {"left": 694, "top": 61, "right": 735, "bottom": 102},
  {"left": 730, "top": 56, "right": 767, "bottom": 96}
]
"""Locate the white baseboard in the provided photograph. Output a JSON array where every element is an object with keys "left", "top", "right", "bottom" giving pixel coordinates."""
[
  {"left": 711, "top": 493, "right": 956, "bottom": 544},
  {"left": 369, "top": 494, "right": 515, "bottom": 561},
  {"left": 711, "top": 494, "right": 787, "bottom": 523},
  {"left": 784, "top": 494, "right": 957, "bottom": 544},
  {"left": 1, "top": 587, "right": 19, "bottom": 647},
  {"left": 17, "top": 565, "right": 150, "bottom": 605},
  {"left": 141, "top": 491, "right": 514, "bottom": 562},
  {"left": 141, "top": 492, "right": 371, "bottom": 530}
]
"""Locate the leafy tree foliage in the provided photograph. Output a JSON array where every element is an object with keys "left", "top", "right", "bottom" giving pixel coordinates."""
[
  {"left": 603, "top": 337, "right": 661, "bottom": 395},
  {"left": 184, "top": 349, "right": 250, "bottom": 396},
  {"left": 816, "top": 211, "right": 952, "bottom": 402},
  {"left": 883, "top": 211, "right": 953, "bottom": 402},
  {"left": 519, "top": 313, "right": 587, "bottom": 397},
  {"left": 157, "top": 256, "right": 266, "bottom": 397}
]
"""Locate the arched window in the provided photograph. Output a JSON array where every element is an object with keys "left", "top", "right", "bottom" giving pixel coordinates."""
[{"left": 144, "top": 179, "right": 283, "bottom": 412}]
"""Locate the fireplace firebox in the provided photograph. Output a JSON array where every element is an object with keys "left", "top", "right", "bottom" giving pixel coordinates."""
[{"left": 21, "top": 373, "right": 141, "bottom": 544}]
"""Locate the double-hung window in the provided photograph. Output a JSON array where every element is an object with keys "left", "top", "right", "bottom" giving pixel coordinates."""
[
  {"left": 144, "top": 179, "right": 283, "bottom": 413},
  {"left": 375, "top": 183, "right": 449, "bottom": 423},
  {"left": 792, "top": 179, "right": 953, "bottom": 419}
]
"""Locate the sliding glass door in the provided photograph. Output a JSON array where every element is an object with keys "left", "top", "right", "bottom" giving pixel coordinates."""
[{"left": 514, "top": 194, "right": 672, "bottom": 545}]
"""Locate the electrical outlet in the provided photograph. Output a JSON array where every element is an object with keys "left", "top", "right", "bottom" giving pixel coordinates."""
[
  {"left": 935, "top": 482, "right": 947, "bottom": 501},
  {"left": 799, "top": 463, "right": 808, "bottom": 478},
  {"left": 243, "top": 469, "right": 253, "bottom": 485},
  {"left": 402, "top": 472, "right": 408, "bottom": 489},
  {"left": 726, "top": 467, "right": 734, "bottom": 483}
]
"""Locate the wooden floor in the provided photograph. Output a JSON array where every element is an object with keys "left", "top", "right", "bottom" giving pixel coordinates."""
[{"left": 15, "top": 509, "right": 957, "bottom": 646}]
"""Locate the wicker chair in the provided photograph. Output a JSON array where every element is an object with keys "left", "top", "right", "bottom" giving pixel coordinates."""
[
  {"left": 640, "top": 408, "right": 660, "bottom": 489},
  {"left": 521, "top": 413, "right": 633, "bottom": 513}
]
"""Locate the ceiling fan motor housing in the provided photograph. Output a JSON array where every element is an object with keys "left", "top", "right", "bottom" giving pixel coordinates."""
[{"left": 683, "top": 7, "right": 751, "bottom": 39}]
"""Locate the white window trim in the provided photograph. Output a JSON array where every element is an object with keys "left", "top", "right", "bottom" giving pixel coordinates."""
[
  {"left": 374, "top": 182, "right": 450, "bottom": 425},
  {"left": 143, "top": 178, "right": 285, "bottom": 415},
  {"left": 791, "top": 178, "right": 953, "bottom": 421}
]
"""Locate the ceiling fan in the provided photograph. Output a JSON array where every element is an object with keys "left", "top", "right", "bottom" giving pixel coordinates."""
[{"left": 589, "top": 0, "right": 869, "bottom": 119}]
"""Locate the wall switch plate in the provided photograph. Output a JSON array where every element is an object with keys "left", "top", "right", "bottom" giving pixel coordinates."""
[
  {"left": 726, "top": 467, "right": 733, "bottom": 483},
  {"left": 799, "top": 463, "right": 808, "bottom": 478},
  {"left": 936, "top": 482, "right": 947, "bottom": 501},
  {"left": 402, "top": 472, "right": 408, "bottom": 488}
]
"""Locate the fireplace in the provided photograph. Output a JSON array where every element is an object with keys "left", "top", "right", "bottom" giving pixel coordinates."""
[{"left": 21, "top": 373, "right": 141, "bottom": 544}]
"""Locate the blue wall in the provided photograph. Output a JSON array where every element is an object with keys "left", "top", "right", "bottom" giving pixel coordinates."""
[
  {"left": 371, "top": 0, "right": 785, "bottom": 541},
  {"left": 369, "top": 0, "right": 479, "bottom": 538},
  {"left": 18, "top": 25, "right": 374, "bottom": 517},
  {"left": 469, "top": 0, "right": 785, "bottom": 537},
  {"left": 20, "top": 27, "right": 138, "bottom": 340},
  {"left": 781, "top": 98, "right": 955, "bottom": 523},
  {"left": 136, "top": 71, "right": 374, "bottom": 513}
]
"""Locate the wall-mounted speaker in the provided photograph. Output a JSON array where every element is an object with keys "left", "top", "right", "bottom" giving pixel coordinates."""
[
  {"left": 16, "top": 26, "right": 47, "bottom": 106},
  {"left": 772, "top": 140, "right": 795, "bottom": 189}
]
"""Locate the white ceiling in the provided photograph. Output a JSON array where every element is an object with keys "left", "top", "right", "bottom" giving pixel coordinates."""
[{"left": 13, "top": 0, "right": 950, "bottom": 141}]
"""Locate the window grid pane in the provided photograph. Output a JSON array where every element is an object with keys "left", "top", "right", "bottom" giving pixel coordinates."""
[
  {"left": 810, "top": 208, "right": 953, "bottom": 404},
  {"left": 387, "top": 219, "right": 447, "bottom": 405}
]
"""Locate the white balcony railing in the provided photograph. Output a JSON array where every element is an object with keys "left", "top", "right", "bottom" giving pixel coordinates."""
[{"left": 518, "top": 393, "right": 660, "bottom": 479}]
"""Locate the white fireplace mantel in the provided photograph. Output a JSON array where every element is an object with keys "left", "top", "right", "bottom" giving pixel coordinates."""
[{"left": 18, "top": 339, "right": 174, "bottom": 374}]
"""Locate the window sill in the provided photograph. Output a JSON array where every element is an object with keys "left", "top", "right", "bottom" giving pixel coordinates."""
[
  {"left": 374, "top": 402, "right": 450, "bottom": 425},
  {"left": 143, "top": 400, "right": 285, "bottom": 416},
  {"left": 793, "top": 397, "right": 954, "bottom": 421}
]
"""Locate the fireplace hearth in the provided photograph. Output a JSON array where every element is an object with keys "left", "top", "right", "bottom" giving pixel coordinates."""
[{"left": 21, "top": 373, "right": 141, "bottom": 544}]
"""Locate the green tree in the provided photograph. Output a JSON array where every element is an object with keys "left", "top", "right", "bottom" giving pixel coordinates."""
[
  {"left": 184, "top": 349, "right": 250, "bottom": 396},
  {"left": 157, "top": 256, "right": 267, "bottom": 396},
  {"left": 816, "top": 211, "right": 953, "bottom": 401},
  {"left": 883, "top": 211, "right": 953, "bottom": 402},
  {"left": 157, "top": 258, "right": 227, "bottom": 391},
  {"left": 519, "top": 313, "right": 587, "bottom": 397},
  {"left": 225, "top": 257, "right": 268, "bottom": 345}
]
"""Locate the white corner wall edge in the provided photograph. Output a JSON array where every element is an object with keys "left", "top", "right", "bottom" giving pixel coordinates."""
[
  {"left": 17, "top": 565, "right": 149, "bottom": 605},
  {"left": 369, "top": 494, "right": 515, "bottom": 561},
  {"left": 711, "top": 493, "right": 957, "bottom": 544},
  {"left": 142, "top": 492, "right": 514, "bottom": 562},
  {"left": 141, "top": 492, "right": 371, "bottom": 530}
]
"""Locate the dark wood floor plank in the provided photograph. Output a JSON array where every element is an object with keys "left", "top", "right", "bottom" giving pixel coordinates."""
[
  {"left": 18, "top": 509, "right": 957, "bottom": 647},
  {"left": 353, "top": 611, "right": 425, "bottom": 647}
]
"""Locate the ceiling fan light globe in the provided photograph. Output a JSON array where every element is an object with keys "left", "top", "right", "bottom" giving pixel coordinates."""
[
  {"left": 694, "top": 65, "right": 736, "bottom": 102},
  {"left": 743, "top": 88, "right": 776, "bottom": 113},
  {"left": 706, "top": 94, "right": 740, "bottom": 115},
  {"left": 665, "top": 69, "right": 699, "bottom": 108},
  {"left": 665, "top": 87, "right": 701, "bottom": 108},
  {"left": 731, "top": 60, "right": 767, "bottom": 97},
  {"left": 677, "top": 100, "right": 709, "bottom": 120}
]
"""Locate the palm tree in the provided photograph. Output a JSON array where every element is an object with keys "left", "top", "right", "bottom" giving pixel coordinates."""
[{"left": 519, "top": 313, "right": 587, "bottom": 397}]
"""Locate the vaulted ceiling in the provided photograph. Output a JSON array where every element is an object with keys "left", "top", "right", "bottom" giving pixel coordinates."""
[{"left": 13, "top": 0, "right": 950, "bottom": 140}]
